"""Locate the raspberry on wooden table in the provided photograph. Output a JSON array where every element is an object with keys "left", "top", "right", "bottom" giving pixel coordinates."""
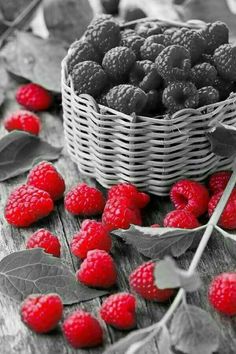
[
  {"left": 26, "top": 229, "right": 61, "bottom": 257},
  {"left": 4, "top": 184, "right": 54, "bottom": 227},
  {"left": 208, "top": 171, "right": 232, "bottom": 195},
  {"left": 108, "top": 183, "right": 150, "bottom": 209},
  {"left": 27, "top": 161, "right": 65, "bottom": 201},
  {"left": 4, "top": 110, "right": 41, "bottom": 135},
  {"left": 16, "top": 83, "right": 52, "bottom": 111},
  {"left": 163, "top": 210, "right": 200, "bottom": 229},
  {"left": 63, "top": 310, "right": 103, "bottom": 348},
  {"left": 20, "top": 294, "right": 63, "bottom": 333},
  {"left": 208, "top": 189, "right": 236, "bottom": 229}
]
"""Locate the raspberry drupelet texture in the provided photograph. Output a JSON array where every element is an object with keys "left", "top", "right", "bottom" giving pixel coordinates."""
[
  {"left": 70, "top": 61, "right": 107, "bottom": 97},
  {"left": 140, "top": 35, "right": 165, "bottom": 62},
  {"left": 70, "top": 220, "right": 112, "bottom": 259},
  {"left": 4, "top": 110, "right": 41, "bottom": 135},
  {"left": 136, "top": 21, "right": 163, "bottom": 38},
  {"left": 191, "top": 62, "right": 217, "bottom": 89},
  {"left": 27, "top": 161, "right": 65, "bottom": 201},
  {"left": 5, "top": 184, "right": 54, "bottom": 227},
  {"left": 16, "top": 83, "right": 52, "bottom": 111},
  {"left": 208, "top": 189, "right": 236, "bottom": 229},
  {"left": 129, "top": 60, "right": 162, "bottom": 93},
  {"left": 120, "top": 30, "right": 145, "bottom": 58},
  {"left": 77, "top": 249, "right": 117, "bottom": 288},
  {"left": 102, "top": 46, "right": 136, "bottom": 82},
  {"left": 26, "top": 229, "right": 61, "bottom": 257},
  {"left": 200, "top": 21, "right": 229, "bottom": 54},
  {"left": 208, "top": 171, "right": 232, "bottom": 195},
  {"left": 102, "top": 196, "right": 142, "bottom": 231},
  {"left": 100, "top": 293, "right": 136, "bottom": 330},
  {"left": 67, "top": 39, "right": 101, "bottom": 72},
  {"left": 208, "top": 272, "right": 236, "bottom": 316},
  {"left": 106, "top": 84, "right": 147, "bottom": 115},
  {"left": 20, "top": 294, "right": 63, "bottom": 333},
  {"left": 163, "top": 210, "right": 200, "bottom": 229},
  {"left": 213, "top": 76, "right": 234, "bottom": 101},
  {"left": 63, "top": 310, "right": 103, "bottom": 348},
  {"left": 129, "top": 261, "right": 174, "bottom": 301},
  {"left": 213, "top": 44, "right": 236, "bottom": 81},
  {"left": 170, "top": 179, "right": 210, "bottom": 217},
  {"left": 162, "top": 81, "right": 199, "bottom": 114},
  {"left": 198, "top": 86, "right": 219, "bottom": 107},
  {"left": 156, "top": 45, "right": 191, "bottom": 83},
  {"left": 108, "top": 183, "right": 150, "bottom": 208},
  {"left": 64, "top": 183, "right": 105, "bottom": 216}
]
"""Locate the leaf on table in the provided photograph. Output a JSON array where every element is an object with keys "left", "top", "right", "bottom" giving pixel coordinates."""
[
  {"left": 1, "top": 31, "right": 67, "bottom": 92},
  {"left": 0, "top": 248, "right": 107, "bottom": 304},
  {"left": 0, "top": 88, "right": 4, "bottom": 106},
  {"left": 0, "top": 130, "right": 62, "bottom": 181},
  {"left": 215, "top": 225, "right": 236, "bottom": 261},
  {"left": 170, "top": 303, "right": 220, "bottom": 354},
  {"left": 0, "top": 0, "right": 32, "bottom": 22},
  {"left": 154, "top": 256, "right": 201, "bottom": 292},
  {"left": 156, "top": 325, "right": 172, "bottom": 354},
  {"left": 207, "top": 123, "right": 236, "bottom": 157},
  {"left": 113, "top": 225, "right": 206, "bottom": 258}
]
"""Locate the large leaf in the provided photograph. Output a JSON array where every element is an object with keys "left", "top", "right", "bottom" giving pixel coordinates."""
[
  {"left": 208, "top": 123, "right": 236, "bottom": 157},
  {"left": 0, "top": 248, "right": 107, "bottom": 304},
  {"left": 0, "top": 130, "right": 62, "bottom": 181},
  {"left": 1, "top": 31, "right": 67, "bottom": 92},
  {"left": 113, "top": 225, "right": 206, "bottom": 258}
]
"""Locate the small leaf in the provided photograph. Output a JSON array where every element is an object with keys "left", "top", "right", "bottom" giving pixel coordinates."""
[
  {"left": 207, "top": 123, "right": 236, "bottom": 157},
  {"left": 0, "top": 131, "right": 62, "bottom": 181},
  {"left": 156, "top": 325, "right": 172, "bottom": 354},
  {"left": 170, "top": 303, "right": 220, "bottom": 354},
  {"left": 215, "top": 225, "right": 236, "bottom": 261},
  {"left": 0, "top": 249, "right": 107, "bottom": 304},
  {"left": 113, "top": 225, "right": 206, "bottom": 258},
  {"left": 154, "top": 257, "right": 201, "bottom": 292}
]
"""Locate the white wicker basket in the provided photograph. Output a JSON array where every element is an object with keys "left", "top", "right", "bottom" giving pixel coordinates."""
[{"left": 61, "top": 19, "right": 236, "bottom": 196}]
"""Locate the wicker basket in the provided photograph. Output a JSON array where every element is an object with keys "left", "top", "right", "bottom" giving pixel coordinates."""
[{"left": 62, "top": 18, "right": 236, "bottom": 196}]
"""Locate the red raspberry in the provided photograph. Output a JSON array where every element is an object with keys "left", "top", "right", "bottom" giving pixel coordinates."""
[
  {"left": 208, "top": 171, "right": 232, "bottom": 195},
  {"left": 100, "top": 293, "right": 136, "bottom": 330},
  {"left": 16, "top": 83, "right": 52, "bottom": 111},
  {"left": 76, "top": 250, "right": 117, "bottom": 288},
  {"left": 65, "top": 183, "right": 105, "bottom": 216},
  {"left": 102, "top": 196, "right": 142, "bottom": 231},
  {"left": 70, "top": 220, "right": 112, "bottom": 259},
  {"left": 26, "top": 229, "right": 61, "bottom": 257},
  {"left": 163, "top": 210, "right": 200, "bottom": 229},
  {"left": 208, "top": 272, "right": 236, "bottom": 316},
  {"left": 20, "top": 294, "right": 63, "bottom": 333},
  {"left": 27, "top": 161, "right": 65, "bottom": 201},
  {"left": 63, "top": 310, "right": 103, "bottom": 348},
  {"left": 108, "top": 183, "right": 150, "bottom": 208},
  {"left": 208, "top": 189, "right": 236, "bottom": 229},
  {"left": 129, "top": 261, "right": 174, "bottom": 302},
  {"left": 170, "top": 179, "right": 209, "bottom": 217},
  {"left": 4, "top": 184, "right": 54, "bottom": 227},
  {"left": 4, "top": 110, "right": 41, "bottom": 135}
]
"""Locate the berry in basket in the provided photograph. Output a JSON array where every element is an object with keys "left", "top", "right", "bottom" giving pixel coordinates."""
[
  {"left": 120, "top": 30, "right": 145, "bottom": 58},
  {"left": 129, "top": 60, "right": 162, "bottom": 92}
]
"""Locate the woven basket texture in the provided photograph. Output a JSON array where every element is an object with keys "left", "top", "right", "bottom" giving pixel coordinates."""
[{"left": 62, "top": 19, "right": 236, "bottom": 196}]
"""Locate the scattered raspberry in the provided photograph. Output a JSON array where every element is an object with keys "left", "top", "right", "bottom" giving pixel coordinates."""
[
  {"left": 124, "top": 6, "right": 146, "bottom": 22},
  {"left": 191, "top": 62, "right": 217, "bottom": 89},
  {"left": 108, "top": 183, "right": 150, "bottom": 208},
  {"left": 4, "top": 110, "right": 41, "bottom": 135},
  {"left": 198, "top": 86, "right": 219, "bottom": 107},
  {"left": 200, "top": 21, "right": 229, "bottom": 54},
  {"left": 213, "top": 44, "right": 236, "bottom": 81},
  {"left": 85, "top": 16, "right": 121, "bottom": 54},
  {"left": 20, "top": 294, "right": 63, "bottom": 333},
  {"left": 63, "top": 310, "right": 103, "bottom": 348},
  {"left": 106, "top": 84, "right": 147, "bottom": 115},
  {"left": 129, "top": 60, "right": 162, "bottom": 92},
  {"left": 16, "top": 83, "right": 52, "bottom": 111},
  {"left": 208, "top": 171, "right": 232, "bottom": 195},
  {"left": 26, "top": 229, "right": 61, "bottom": 257},
  {"left": 5, "top": 184, "right": 54, "bottom": 227},
  {"left": 77, "top": 250, "right": 117, "bottom": 288},
  {"left": 102, "top": 46, "right": 136, "bottom": 83},
  {"left": 172, "top": 28, "right": 205, "bottom": 63},
  {"left": 102, "top": 196, "right": 142, "bottom": 231},
  {"left": 163, "top": 210, "right": 200, "bottom": 229},
  {"left": 208, "top": 189, "right": 236, "bottom": 229},
  {"left": 27, "top": 161, "right": 65, "bottom": 201},
  {"left": 65, "top": 183, "right": 105, "bottom": 216},
  {"left": 100, "top": 293, "right": 136, "bottom": 330},
  {"left": 129, "top": 261, "right": 174, "bottom": 301},
  {"left": 71, "top": 61, "right": 107, "bottom": 97},
  {"left": 120, "top": 31, "right": 145, "bottom": 58},
  {"left": 101, "top": 0, "right": 119, "bottom": 15},
  {"left": 156, "top": 45, "right": 191, "bottom": 83},
  {"left": 140, "top": 35, "right": 165, "bottom": 61},
  {"left": 162, "top": 81, "right": 199, "bottom": 114},
  {"left": 70, "top": 220, "right": 112, "bottom": 259},
  {"left": 170, "top": 179, "right": 209, "bottom": 217},
  {"left": 136, "top": 21, "right": 163, "bottom": 38},
  {"left": 208, "top": 272, "right": 236, "bottom": 316}
]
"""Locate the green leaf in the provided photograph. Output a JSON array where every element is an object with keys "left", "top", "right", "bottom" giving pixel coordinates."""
[
  {"left": 0, "top": 130, "right": 62, "bottom": 181},
  {"left": 170, "top": 303, "right": 220, "bottom": 354},
  {"left": 0, "top": 248, "right": 107, "bottom": 304},
  {"left": 207, "top": 123, "right": 236, "bottom": 157},
  {"left": 113, "top": 225, "right": 206, "bottom": 258},
  {"left": 215, "top": 225, "right": 236, "bottom": 261},
  {"left": 154, "top": 257, "right": 201, "bottom": 292}
]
